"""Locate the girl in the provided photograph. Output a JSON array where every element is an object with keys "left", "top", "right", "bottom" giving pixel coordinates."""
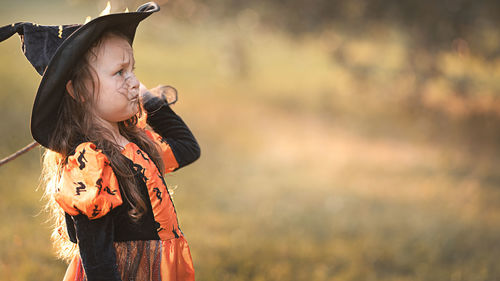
[{"left": 1, "top": 2, "right": 199, "bottom": 281}]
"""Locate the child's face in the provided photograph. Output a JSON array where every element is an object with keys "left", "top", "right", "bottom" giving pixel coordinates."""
[{"left": 90, "top": 33, "right": 140, "bottom": 125}]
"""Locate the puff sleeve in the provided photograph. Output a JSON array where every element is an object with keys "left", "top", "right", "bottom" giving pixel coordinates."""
[
  {"left": 55, "top": 142, "right": 123, "bottom": 281},
  {"left": 55, "top": 142, "right": 122, "bottom": 219}
]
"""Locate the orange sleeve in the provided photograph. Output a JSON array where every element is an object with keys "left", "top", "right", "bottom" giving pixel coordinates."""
[
  {"left": 143, "top": 128, "right": 179, "bottom": 174},
  {"left": 54, "top": 142, "right": 122, "bottom": 219}
]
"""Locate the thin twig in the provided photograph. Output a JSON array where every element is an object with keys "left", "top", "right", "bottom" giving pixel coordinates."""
[{"left": 0, "top": 141, "right": 39, "bottom": 167}]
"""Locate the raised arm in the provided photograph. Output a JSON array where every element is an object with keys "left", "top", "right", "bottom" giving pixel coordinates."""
[{"left": 140, "top": 85, "right": 201, "bottom": 170}]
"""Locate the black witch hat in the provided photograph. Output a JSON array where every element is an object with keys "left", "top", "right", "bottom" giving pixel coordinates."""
[{"left": 0, "top": 2, "right": 160, "bottom": 149}]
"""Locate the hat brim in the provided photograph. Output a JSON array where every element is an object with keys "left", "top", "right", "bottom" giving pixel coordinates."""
[{"left": 31, "top": 7, "right": 158, "bottom": 149}]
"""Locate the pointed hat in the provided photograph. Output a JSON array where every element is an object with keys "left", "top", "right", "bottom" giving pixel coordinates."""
[{"left": 0, "top": 2, "right": 160, "bottom": 149}]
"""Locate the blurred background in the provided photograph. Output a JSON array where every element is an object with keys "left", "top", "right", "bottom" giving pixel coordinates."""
[{"left": 1, "top": 0, "right": 500, "bottom": 280}]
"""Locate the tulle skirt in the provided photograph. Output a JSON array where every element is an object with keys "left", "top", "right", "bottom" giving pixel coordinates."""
[{"left": 62, "top": 237, "right": 195, "bottom": 281}]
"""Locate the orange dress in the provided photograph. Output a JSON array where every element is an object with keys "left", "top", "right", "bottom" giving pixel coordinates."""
[{"left": 54, "top": 128, "right": 195, "bottom": 281}]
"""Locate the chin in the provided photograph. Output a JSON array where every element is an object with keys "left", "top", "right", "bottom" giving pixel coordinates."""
[
  {"left": 122, "top": 113, "right": 138, "bottom": 122},
  {"left": 116, "top": 103, "right": 139, "bottom": 121}
]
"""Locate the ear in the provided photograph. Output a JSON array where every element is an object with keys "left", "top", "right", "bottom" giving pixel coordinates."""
[
  {"left": 66, "top": 80, "right": 86, "bottom": 102},
  {"left": 66, "top": 80, "right": 76, "bottom": 100}
]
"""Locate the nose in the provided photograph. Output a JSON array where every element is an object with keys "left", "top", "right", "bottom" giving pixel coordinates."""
[{"left": 125, "top": 72, "right": 140, "bottom": 92}]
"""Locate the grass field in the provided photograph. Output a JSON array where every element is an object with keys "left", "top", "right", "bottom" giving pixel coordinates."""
[{"left": 1, "top": 2, "right": 500, "bottom": 280}]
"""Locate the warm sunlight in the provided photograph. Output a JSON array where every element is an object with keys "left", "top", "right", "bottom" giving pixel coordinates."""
[{"left": 98, "top": 1, "right": 111, "bottom": 17}]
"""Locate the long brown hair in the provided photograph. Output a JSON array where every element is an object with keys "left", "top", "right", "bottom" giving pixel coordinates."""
[{"left": 41, "top": 30, "right": 165, "bottom": 261}]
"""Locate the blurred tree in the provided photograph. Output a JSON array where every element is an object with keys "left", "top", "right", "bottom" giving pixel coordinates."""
[{"left": 163, "top": 0, "right": 500, "bottom": 57}]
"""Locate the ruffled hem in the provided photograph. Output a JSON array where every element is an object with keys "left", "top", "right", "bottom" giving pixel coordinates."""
[{"left": 62, "top": 237, "right": 195, "bottom": 281}]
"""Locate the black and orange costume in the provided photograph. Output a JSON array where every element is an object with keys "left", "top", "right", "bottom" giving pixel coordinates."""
[
  {"left": 0, "top": 3, "right": 202, "bottom": 280},
  {"left": 57, "top": 94, "right": 200, "bottom": 281}
]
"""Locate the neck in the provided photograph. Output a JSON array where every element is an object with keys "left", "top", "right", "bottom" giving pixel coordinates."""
[{"left": 96, "top": 117, "right": 129, "bottom": 147}]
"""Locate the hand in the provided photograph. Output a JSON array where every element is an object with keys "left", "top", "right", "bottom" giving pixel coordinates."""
[{"left": 140, "top": 83, "right": 178, "bottom": 105}]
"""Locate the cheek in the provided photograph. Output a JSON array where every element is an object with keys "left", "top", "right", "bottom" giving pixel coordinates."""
[
  {"left": 93, "top": 85, "right": 139, "bottom": 121},
  {"left": 104, "top": 73, "right": 129, "bottom": 97},
  {"left": 115, "top": 77, "right": 128, "bottom": 94},
  {"left": 97, "top": 79, "right": 125, "bottom": 103}
]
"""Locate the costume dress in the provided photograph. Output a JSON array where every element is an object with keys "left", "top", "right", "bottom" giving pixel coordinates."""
[{"left": 54, "top": 95, "right": 200, "bottom": 281}]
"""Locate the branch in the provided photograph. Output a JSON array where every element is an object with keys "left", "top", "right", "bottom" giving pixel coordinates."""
[{"left": 0, "top": 141, "right": 39, "bottom": 167}]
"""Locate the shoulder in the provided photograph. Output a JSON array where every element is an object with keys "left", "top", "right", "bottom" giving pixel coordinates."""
[
  {"left": 141, "top": 127, "right": 171, "bottom": 151},
  {"left": 142, "top": 127, "right": 163, "bottom": 142},
  {"left": 55, "top": 142, "right": 122, "bottom": 219},
  {"left": 140, "top": 128, "right": 179, "bottom": 173}
]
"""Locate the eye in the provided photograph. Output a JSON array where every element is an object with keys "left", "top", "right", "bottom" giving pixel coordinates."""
[{"left": 115, "top": 69, "right": 123, "bottom": 76}]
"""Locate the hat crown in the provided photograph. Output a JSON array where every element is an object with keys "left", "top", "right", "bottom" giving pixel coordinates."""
[
  {"left": 0, "top": 1, "right": 160, "bottom": 76},
  {"left": 3, "top": 23, "right": 81, "bottom": 75}
]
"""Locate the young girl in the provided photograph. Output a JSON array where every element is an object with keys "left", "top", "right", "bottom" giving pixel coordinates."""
[{"left": 1, "top": 2, "right": 199, "bottom": 280}]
